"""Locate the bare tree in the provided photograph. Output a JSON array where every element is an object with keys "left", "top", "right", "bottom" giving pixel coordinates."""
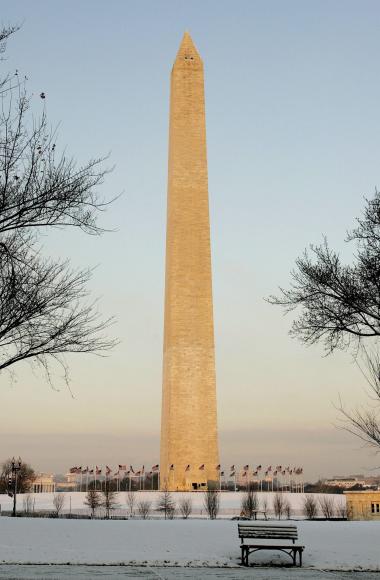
[
  {"left": 241, "top": 487, "right": 258, "bottom": 519},
  {"left": 22, "top": 493, "right": 33, "bottom": 514},
  {"left": 52, "top": 493, "right": 65, "bottom": 517},
  {"left": 269, "top": 190, "right": 380, "bottom": 451},
  {"left": 102, "top": 488, "right": 118, "bottom": 519},
  {"left": 303, "top": 495, "right": 318, "bottom": 519},
  {"left": 203, "top": 489, "right": 220, "bottom": 520},
  {"left": 178, "top": 495, "right": 192, "bottom": 519},
  {"left": 137, "top": 500, "right": 151, "bottom": 519},
  {"left": 0, "top": 27, "right": 117, "bottom": 386},
  {"left": 319, "top": 495, "right": 336, "bottom": 519},
  {"left": 84, "top": 489, "right": 102, "bottom": 518},
  {"left": 338, "top": 349, "right": 380, "bottom": 450},
  {"left": 156, "top": 486, "right": 176, "bottom": 520},
  {"left": 0, "top": 458, "right": 35, "bottom": 493},
  {"left": 261, "top": 495, "right": 269, "bottom": 515},
  {"left": 336, "top": 498, "right": 347, "bottom": 519},
  {"left": 283, "top": 498, "right": 292, "bottom": 519},
  {"left": 273, "top": 492, "right": 285, "bottom": 520},
  {"left": 126, "top": 490, "right": 135, "bottom": 517}
]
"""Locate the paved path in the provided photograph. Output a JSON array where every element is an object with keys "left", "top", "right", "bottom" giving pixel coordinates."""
[{"left": 0, "top": 566, "right": 379, "bottom": 579}]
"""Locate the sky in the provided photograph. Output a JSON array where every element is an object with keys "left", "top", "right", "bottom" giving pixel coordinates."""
[{"left": 1, "top": 0, "right": 380, "bottom": 481}]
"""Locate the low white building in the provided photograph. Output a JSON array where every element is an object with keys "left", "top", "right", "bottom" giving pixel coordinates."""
[{"left": 32, "top": 473, "right": 56, "bottom": 493}]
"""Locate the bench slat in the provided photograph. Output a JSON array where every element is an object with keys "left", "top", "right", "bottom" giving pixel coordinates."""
[
  {"left": 238, "top": 524, "right": 297, "bottom": 529},
  {"left": 238, "top": 523, "right": 298, "bottom": 541}
]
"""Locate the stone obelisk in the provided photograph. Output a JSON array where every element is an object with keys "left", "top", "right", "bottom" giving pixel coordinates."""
[{"left": 160, "top": 33, "right": 219, "bottom": 491}]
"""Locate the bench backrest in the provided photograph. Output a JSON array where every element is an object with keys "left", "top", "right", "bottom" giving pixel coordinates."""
[{"left": 238, "top": 523, "right": 298, "bottom": 541}]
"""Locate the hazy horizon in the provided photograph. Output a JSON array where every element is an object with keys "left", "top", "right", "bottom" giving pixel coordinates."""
[{"left": 1, "top": 0, "right": 380, "bottom": 483}]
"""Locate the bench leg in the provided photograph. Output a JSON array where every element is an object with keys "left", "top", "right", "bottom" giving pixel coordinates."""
[{"left": 242, "top": 546, "right": 249, "bottom": 566}]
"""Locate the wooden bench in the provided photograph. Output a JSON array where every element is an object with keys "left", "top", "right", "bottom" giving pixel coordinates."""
[{"left": 238, "top": 523, "right": 304, "bottom": 567}]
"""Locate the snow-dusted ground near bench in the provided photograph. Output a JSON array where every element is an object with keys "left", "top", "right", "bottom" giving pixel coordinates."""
[
  {"left": 0, "top": 518, "right": 379, "bottom": 570},
  {"left": 0, "top": 491, "right": 344, "bottom": 517}
]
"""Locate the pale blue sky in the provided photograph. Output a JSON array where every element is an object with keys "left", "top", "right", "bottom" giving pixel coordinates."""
[{"left": 1, "top": 0, "right": 380, "bottom": 480}]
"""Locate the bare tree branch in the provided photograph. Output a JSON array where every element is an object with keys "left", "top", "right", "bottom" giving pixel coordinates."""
[
  {"left": 0, "top": 27, "right": 118, "bottom": 385},
  {"left": 269, "top": 190, "right": 380, "bottom": 451}
]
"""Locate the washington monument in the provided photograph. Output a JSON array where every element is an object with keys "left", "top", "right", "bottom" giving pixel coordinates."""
[{"left": 160, "top": 33, "right": 219, "bottom": 491}]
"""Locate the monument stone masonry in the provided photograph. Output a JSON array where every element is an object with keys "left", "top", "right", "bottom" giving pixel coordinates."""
[{"left": 160, "top": 33, "right": 219, "bottom": 491}]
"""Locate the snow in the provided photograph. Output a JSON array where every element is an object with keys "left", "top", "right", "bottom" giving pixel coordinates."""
[
  {"left": 0, "top": 492, "right": 378, "bottom": 570},
  {"left": 0, "top": 498, "right": 379, "bottom": 570}
]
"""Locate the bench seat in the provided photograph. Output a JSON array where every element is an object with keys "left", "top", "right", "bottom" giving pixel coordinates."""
[{"left": 238, "top": 523, "right": 305, "bottom": 567}]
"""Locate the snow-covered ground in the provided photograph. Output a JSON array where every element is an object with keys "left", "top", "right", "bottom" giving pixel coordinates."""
[
  {"left": 0, "top": 492, "right": 378, "bottom": 571},
  {"left": 0, "top": 491, "right": 344, "bottom": 518},
  {"left": 0, "top": 517, "right": 379, "bottom": 570}
]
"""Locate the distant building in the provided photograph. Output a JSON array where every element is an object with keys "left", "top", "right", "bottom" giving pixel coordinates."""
[
  {"left": 32, "top": 473, "right": 56, "bottom": 493},
  {"left": 324, "top": 475, "right": 366, "bottom": 489},
  {"left": 344, "top": 490, "right": 380, "bottom": 520},
  {"left": 55, "top": 472, "right": 77, "bottom": 492}
]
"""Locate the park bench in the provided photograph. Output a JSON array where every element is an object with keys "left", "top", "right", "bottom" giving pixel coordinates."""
[{"left": 238, "top": 523, "right": 304, "bottom": 567}]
